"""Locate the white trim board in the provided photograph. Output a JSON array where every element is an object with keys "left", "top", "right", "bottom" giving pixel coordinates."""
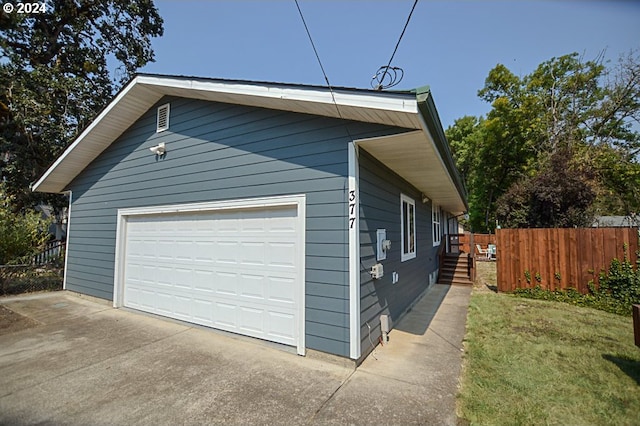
[
  {"left": 62, "top": 191, "right": 72, "bottom": 291},
  {"left": 348, "top": 141, "right": 361, "bottom": 360},
  {"left": 113, "top": 194, "right": 307, "bottom": 356}
]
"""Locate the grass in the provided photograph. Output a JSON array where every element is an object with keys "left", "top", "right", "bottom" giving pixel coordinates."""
[{"left": 458, "top": 262, "right": 640, "bottom": 425}]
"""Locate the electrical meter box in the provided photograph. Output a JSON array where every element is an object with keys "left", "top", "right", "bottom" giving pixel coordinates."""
[{"left": 371, "top": 263, "right": 384, "bottom": 279}]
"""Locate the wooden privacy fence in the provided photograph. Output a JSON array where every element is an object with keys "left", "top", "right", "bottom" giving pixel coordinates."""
[
  {"left": 459, "top": 233, "right": 496, "bottom": 254},
  {"left": 496, "top": 228, "right": 639, "bottom": 293}
]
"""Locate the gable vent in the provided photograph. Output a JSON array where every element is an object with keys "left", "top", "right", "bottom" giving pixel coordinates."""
[{"left": 156, "top": 103, "right": 170, "bottom": 132}]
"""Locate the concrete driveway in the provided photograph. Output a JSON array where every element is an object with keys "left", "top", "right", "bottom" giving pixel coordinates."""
[{"left": 0, "top": 284, "right": 470, "bottom": 425}]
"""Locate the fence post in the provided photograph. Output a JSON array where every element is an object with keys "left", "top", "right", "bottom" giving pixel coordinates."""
[
  {"left": 470, "top": 232, "right": 476, "bottom": 282},
  {"left": 633, "top": 305, "right": 640, "bottom": 348}
]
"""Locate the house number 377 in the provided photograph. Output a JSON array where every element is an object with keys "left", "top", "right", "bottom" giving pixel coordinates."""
[{"left": 348, "top": 190, "right": 356, "bottom": 229}]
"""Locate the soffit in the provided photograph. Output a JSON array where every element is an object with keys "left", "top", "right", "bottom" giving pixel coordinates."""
[{"left": 355, "top": 130, "right": 466, "bottom": 214}]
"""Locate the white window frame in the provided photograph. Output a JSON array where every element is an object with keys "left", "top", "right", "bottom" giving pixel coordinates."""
[
  {"left": 400, "top": 194, "right": 416, "bottom": 261},
  {"left": 432, "top": 203, "right": 441, "bottom": 247}
]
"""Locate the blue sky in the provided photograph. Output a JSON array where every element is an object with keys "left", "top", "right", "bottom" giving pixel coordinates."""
[{"left": 140, "top": 1, "right": 640, "bottom": 129}]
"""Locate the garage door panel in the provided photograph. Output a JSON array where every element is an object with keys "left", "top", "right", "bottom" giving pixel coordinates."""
[
  {"left": 268, "top": 242, "right": 296, "bottom": 267},
  {"left": 122, "top": 204, "right": 302, "bottom": 349},
  {"left": 240, "top": 274, "right": 266, "bottom": 300},
  {"left": 140, "top": 290, "right": 155, "bottom": 310},
  {"left": 268, "top": 277, "right": 295, "bottom": 304},
  {"left": 215, "top": 302, "right": 238, "bottom": 328},
  {"left": 156, "top": 292, "right": 173, "bottom": 315},
  {"left": 240, "top": 242, "right": 265, "bottom": 265},
  {"left": 239, "top": 306, "right": 265, "bottom": 334},
  {"left": 268, "top": 312, "right": 295, "bottom": 341},
  {"left": 216, "top": 241, "right": 239, "bottom": 263},
  {"left": 192, "top": 270, "right": 213, "bottom": 292},
  {"left": 215, "top": 271, "right": 238, "bottom": 296},
  {"left": 174, "top": 295, "right": 192, "bottom": 319},
  {"left": 193, "top": 299, "right": 214, "bottom": 324}
]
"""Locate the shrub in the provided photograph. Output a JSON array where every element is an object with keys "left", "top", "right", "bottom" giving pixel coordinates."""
[
  {"left": 589, "top": 246, "right": 640, "bottom": 314},
  {"left": 514, "top": 246, "right": 640, "bottom": 316},
  {"left": 0, "top": 183, "right": 51, "bottom": 265}
]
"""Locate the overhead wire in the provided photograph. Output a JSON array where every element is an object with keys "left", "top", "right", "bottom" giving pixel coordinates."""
[
  {"left": 371, "top": 0, "right": 419, "bottom": 90},
  {"left": 295, "top": 0, "right": 422, "bottom": 361},
  {"left": 294, "top": 0, "right": 345, "bottom": 121}
]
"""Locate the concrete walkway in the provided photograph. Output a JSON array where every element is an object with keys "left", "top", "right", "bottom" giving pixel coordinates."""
[
  {"left": 0, "top": 284, "right": 471, "bottom": 425},
  {"left": 312, "top": 284, "right": 471, "bottom": 425}
]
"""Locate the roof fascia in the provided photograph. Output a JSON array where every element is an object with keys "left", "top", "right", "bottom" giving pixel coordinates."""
[
  {"left": 31, "top": 75, "right": 143, "bottom": 192},
  {"left": 135, "top": 75, "right": 418, "bottom": 114},
  {"left": 415, "top": 87, "right": 469, "bottom": 210}
]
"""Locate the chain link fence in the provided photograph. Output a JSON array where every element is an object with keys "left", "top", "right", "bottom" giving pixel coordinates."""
[{"left": 0, "top": 241, "right": 65, "bottom": 296}]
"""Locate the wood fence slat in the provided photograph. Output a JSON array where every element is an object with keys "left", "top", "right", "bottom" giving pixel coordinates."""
[
  {"left": 624, "top": 228, "right": 630, "bottom": 257},
  {"left": 593, "top": 228, "right": 605, "bottom": 288},
  {"left": 507, "top": 229, "right": 514, "bottom": 291},
  {"left": 529, "top": 228, "right": 536, "bottom": 289},
  {"left": 535, "top": 228, "right": 543, "bottom": 288},
  {"left": 554, "top": 229, "right": 563, "bottom": 291},
  {"left": 549, "top": 228, "right": 558, "bottom": 291},
  {"left": 525, "top": 229, "right": 533, "bottom": 289},
  {"left": 496, "top": 230, "right": 504, "bottom": 291},
  {"left": 629, "top": 228, "right": 639, "bottom": 263},
  {"left": 511, "top": 229, "right": 518, "bottom": 291},
  {"left": 542, "top": 228, "right": 551, "bottom": 289},
  {"left": 557, "top": 229, "right": 571, "bottom": 289},
  {"left": 581, "top": 228, "right": 593, "bottom": 293},
  {"left": 569, "top": 228, "right": 579, "bottom": 290}
]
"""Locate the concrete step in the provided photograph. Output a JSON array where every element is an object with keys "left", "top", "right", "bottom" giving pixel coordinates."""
[
  {"left": 440, "top": 264, "right": 470, "bottom": 272},
  {"left": 439, "top": 278, "right": 473, "bottom": 286},
  {"left": 442, "top": 261, "right": 469, "bottom": 265},
  {"left": 443, "top": 257, "right": 470, "bottom": 265},
  {"left": 442, "top": 265, "right": 469, "bottom": 272},
  {"left": 440, "top": 272, "right": 472, "bottom": 281},
  {"left": 441, "top": 254, "right": 473, "bottom": 285}
]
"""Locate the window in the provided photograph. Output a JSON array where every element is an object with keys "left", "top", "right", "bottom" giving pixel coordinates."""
[
  {"left": 432, "top": 203, "right": 441, "bottom": 246},
  {"left": 156, "top": 103, "right": 170, "bottom": 132},
  {"left": 401, "top": 194, "right": 416, "bottom": 261}
]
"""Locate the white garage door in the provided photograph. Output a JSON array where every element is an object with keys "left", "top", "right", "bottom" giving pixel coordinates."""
[{"left": 119, "top": 198, "right": 304, "bottom": 352}]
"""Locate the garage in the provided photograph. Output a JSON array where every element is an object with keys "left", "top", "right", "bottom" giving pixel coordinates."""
[{"left": 113, "top": 196, "right": 306, "bottom": 354}]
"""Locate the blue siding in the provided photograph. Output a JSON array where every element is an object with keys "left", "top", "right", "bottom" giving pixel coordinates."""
[
  {"left": 65, "top": 96, "right": 406, "bottom": 357},
  {"left": 358, "top": 149, "right": 441, "bottom": 358}
]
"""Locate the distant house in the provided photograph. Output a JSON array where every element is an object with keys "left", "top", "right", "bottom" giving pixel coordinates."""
[
  {"left": 592, "top": 215, "right": 639, "bottom": 228},
  {"left": 34, "top": 204, "right": 67, "bottom": 241},
  {"left": 33, "top": 74, "right": 467, "bottom": 362}
]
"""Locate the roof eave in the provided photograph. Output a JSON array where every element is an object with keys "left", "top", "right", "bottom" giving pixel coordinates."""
[
  {"left": 32, "top": 75, "right": 423, "bottom": 194},
  {"left": 415, "top": 87, "right": 469, "bottom": 211}
]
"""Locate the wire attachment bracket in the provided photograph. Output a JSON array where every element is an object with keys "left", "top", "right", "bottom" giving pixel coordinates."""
[{"left": 371, "top": 66, "right": 404, "bottom": 90}]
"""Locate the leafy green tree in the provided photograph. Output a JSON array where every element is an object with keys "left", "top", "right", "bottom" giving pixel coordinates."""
[
  {"left": 592, "top": 144, "right": 640, "bottom": 215},
  {"left": 496, "top": 147, "right": 597, "bottom": 228},
  {"left": 0, "top": 0, "right": 163, "bottom": 212},
  {"left": 445, "top": 115, "right": 482, "bottom": 185},
  {"left": 446, "top": 51, "right": 640, "bottom": 231}
]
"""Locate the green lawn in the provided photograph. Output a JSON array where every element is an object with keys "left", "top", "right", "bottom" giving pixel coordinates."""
[{"left": 458, "top": 263, "right": 640, "bottom": 425}]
